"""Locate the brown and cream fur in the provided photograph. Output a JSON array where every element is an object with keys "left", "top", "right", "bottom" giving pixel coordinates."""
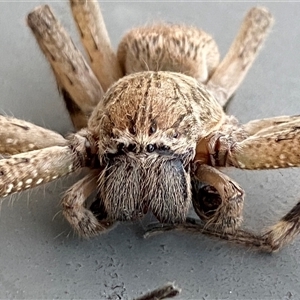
[{"left": 1, "top": 1, "right": 300, "bottom": 255}]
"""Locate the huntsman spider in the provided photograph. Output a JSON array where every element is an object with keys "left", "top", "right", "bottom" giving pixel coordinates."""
[{"left": 0, "top": 1, "right": 299, "bottom": 254}]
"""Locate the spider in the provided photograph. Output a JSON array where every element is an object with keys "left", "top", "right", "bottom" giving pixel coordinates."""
[{"left": 0, "top": 0, "right": 299, "bottom": 253}]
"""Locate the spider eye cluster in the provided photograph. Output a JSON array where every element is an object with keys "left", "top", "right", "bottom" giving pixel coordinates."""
[{"left": 116, "top": 142, "right": 170, "bottom": 155}]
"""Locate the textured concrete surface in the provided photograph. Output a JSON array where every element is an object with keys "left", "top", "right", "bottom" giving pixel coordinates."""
[{"left": 1, "top": 1, "right": 300, "bottom": 299}]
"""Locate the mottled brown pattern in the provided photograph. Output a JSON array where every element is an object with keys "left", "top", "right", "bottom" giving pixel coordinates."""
[
  {"left": 1, "top": 1, "right": 300, "bottom": 258},
  {"left": 27, "top": 5, "right": 103, "bottom": 129},
  {"left": 70, "top": 0, "right": 123, "bottom": 91},
  {"left": 117, "top": 23, "right": 219, "bottom": 83},
  {"left": 207, "top": 7, "right": 273, "bottom": 106},
  {"left": 0, "top": 146, "right": 77, "bottom": 198},
  {"left": 229, "top": 119, "right": 300, "bottom": 169},
  {"left": 0, "top": 116, "right": 67, "bottom": 155},
  {"left": 88, "top": 71, "right": 224, "bottom": 160}
]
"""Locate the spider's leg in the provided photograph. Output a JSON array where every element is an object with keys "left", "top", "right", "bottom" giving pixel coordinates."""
[
  {"left": 177, "top": 116, "right": 300, "bottom": 251},
  {"left": 0, "top": 130, "right": 96, "bottom": 198},
  {"left": 0, "top": 115, "right": 67, "bottom": 155},
  {"left": 192, "top": 164, "right": 244, "bottom": 232},
  {"left": 27, "top": 5, "right": 103, "bottom": 130},
  {"left": 62, "top": 170, "right": 115, "bottom": 237},
  {"left": 207, "top": 7, "right": 273, "bottom": 108},
  {"left": 70, "top": 0, "right": 123, "bottom": 91},
  {"left": 147, "top": 202, "right": 300, "bottom": 252},
  {"left": 196, "top": 115, "right": 300, "bottom": 170},
  {"left": 261, "top": 201, "right": 300, "bottom": 252},
  {"left": 134, "top": 283, "right": 181, "bottom": 300},
  {"left": 243, "top": 115, "right": 300, "bottom": 135},
  {"left": 0, "top": 146, "right": 80, "bottom": 198},
  {"left": 145, "top": 219, "right": 268, "bottom": 250},
  {"left": 226, "top": 117, "right": 300, "bottom": 170},
  {"left": 144, "top": 217, "right": 288, "bottom": 253}
]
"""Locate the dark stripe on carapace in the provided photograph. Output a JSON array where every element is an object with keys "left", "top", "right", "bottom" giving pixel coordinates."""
[
  {"left": 138, "top": 75, "right": 153, "bottom": 126},
  {"left": 173, "top": 81, "right": 193, "bottom": 116},
  {"left": 127, "top": 117, "right": 137, "bottom": 135},
  {"left": 149, "top": 119, "right": 157, "bottom": 135},
  {"left": 171, "top": 114, "right": 186, "bottom": 130},
  {"left": 77, "top": 23, "right": 84, "bottom": 38}
]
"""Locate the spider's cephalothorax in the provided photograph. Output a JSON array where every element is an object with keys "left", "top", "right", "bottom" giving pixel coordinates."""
[
  {"left": 2, "top": 1, "right": 300, "bottom": 253},
  {"left": 89, "top": 71, "right": 223, "bottom": 223}
]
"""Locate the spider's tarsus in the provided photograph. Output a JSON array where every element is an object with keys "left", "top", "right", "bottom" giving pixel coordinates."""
[
  {"left": 134, "top": 283, "right": 181, "bottom": 300},
  {"left": 144, "top": 223, "right": 177, "bottom": 239}
]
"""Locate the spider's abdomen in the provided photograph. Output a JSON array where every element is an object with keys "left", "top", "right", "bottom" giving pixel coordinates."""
[{"left": 117, "top": 23, "right": 220, "bottom": 83}]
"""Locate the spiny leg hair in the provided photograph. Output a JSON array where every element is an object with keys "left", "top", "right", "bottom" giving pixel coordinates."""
[{"left": 62, "top": 170, "right": 115, "bottom": 237}]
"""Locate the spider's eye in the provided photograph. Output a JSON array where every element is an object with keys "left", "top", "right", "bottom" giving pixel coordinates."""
[
  {"left": 149, "top": 121, "right": 157, "bottom": 135},
  {"left": 146, "top": 144, "right": 156, "bottom": 153},
  {"left": 160, "top": 145, "right": 170, "bottom": 151},
  {"left": 128, "top": 144, "right": 137, "bottom": 153},
  {"left": 117, "top": 143, "right": 125, "bottom": 152},
  {"left": 173, "top": 132, "right": 179, "bottom": 138}
]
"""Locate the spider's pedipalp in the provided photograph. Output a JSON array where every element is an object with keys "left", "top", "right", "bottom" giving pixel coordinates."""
[
  {"left": 0, "top": 146, "right": 79, "bottom": 198},
  {"left": 193, "top": 164, "right": 244, "bottom": 232},
  {"left": 0, "top": 115, "right": 67, "bottom": 155},
  {"left": 70, "top": 0, "right": 123, "bottom": 91},
  {"left": 207, "top": 7, "right": 274, "bottom": 107},
  {"left": 61, "top": 170, "right": 114, "bottom": 237},
  {"left": 27, "top": 5, "right": 104, "bottom": 130}
]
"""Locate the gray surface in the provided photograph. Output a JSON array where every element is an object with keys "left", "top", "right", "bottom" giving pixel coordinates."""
[{"left": 0, "top": 1, "right": 300, "bottom": 299}]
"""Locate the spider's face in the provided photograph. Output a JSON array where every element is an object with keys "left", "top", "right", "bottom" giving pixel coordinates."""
[
  {"left": 88, "top": 71, "right": 224, "bottom": 222},
  {"left": 97, "top": 147, "right": 193, "bottom": 223}
]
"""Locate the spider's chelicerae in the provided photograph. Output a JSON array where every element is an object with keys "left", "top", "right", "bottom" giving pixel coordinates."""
[{"left": 1, "top": 0, "right": 300, "bottom": 253}]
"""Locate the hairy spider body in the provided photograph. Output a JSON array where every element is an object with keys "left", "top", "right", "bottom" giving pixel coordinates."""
[
  {"left": 117, "top": 24, "right": 220, "bottom": 83},
  {"left": 89, "top": 71, "right": 222, "bottom": 224},
  {"left": 1, "top": 1, "right": 300, "bottom": 253}
]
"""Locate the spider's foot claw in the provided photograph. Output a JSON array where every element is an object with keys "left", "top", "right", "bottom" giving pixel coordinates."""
[
  {"left": 144, "top": 223, "right": 177, "bottom": 239},
  {"left": 135, "top": 282, "right": 181, "bottom": 300},
  {"left": 63, "top": 207, "right": 114, "bottom": 238}
]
